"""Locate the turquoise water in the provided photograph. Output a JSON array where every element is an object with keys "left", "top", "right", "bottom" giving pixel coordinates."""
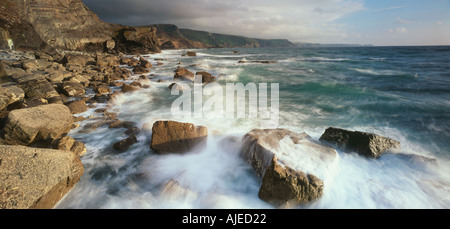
[{"left": 56, "top": 47, "right": 450, "bottom": 209}]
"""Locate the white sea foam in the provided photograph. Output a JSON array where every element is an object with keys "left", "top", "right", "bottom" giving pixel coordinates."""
[{"left": 56, "top": 48, "right": 450, "bottom": 209}]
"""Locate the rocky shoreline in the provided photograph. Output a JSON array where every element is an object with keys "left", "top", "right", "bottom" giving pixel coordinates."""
[{"left": 1, "top": 47, "right": 441, "bottom": 209}]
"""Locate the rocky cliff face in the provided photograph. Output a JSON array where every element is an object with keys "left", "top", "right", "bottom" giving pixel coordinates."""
[
  {"left": 0, "top": 0, "right": 161, "bottom": 54},
  {"left": 15, "top": 0, "right": 114, "bottom": 51}
]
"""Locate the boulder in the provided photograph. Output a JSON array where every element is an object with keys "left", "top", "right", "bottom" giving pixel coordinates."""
[
  {"left": 124, "top": 127, "right": 141, "bottom": 137},
  {"left": 96, "top": 54, "right": 120, "bottom": 68},
  {"left": 121, "top": 84, "right": 139, "bottom": 93},
  {"left": 240, "top": 128, "right": 338, "bottom": 207},
  {"left": 94, "top": 85, "right": 111, "bottom": 95},
  {"left": 68, "top": 74, "right": 91, "bottom": 87},
  {"left": 168, "top": 83, "right": 185, "bottom": 91},
  {"left": 55, "top": 136, "right": 86, "bottom": 157},
  {"left": 0, "top": 85, "right": 25, "bottom": 111},
  {"left": 61, "top": 82, "right": 85, "bottom": 97},
  {"left": 66, "top": 100, "right": 87, "bottom": 114},
  {"left": 3, "top": 104, "right": 74, "bottom": 146},
  {"left": 0, "top": 145, "right": 84, "bottom": 209},
  {"left": 18, "top": 77, "right": 60, "bottom": 101},
  {"left": 195, "top": 71, "right": 216, "bottom": 84},
  {"left": 139, "top": 57, "right": 152, "bottom": 69},
  {"left": 319, "top": 127, "right": 401, "bottom": 158},
  {"left": 132, "top": 66, "right": 150, "bottom": 74},
  {"left": 61, "top": 53, "right": 95, "bottom": 67},
  {"left": 150, "top": 121, "right": 208, "bottom": 154},
  {"left": 258, "top": 156, "right": 324, "bottom": 207},
  {"left": 113, "top": 135, "right": 138, "bottom": 152},
  {"left": 174, "top": 68, "right": 194, "bottom": 81},
  {"left": 187, "top": 51, "right": 197, "bottom": 57}
]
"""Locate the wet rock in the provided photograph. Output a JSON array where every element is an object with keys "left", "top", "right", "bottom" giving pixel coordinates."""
[
  {"left": 125, "top": 127, "right": 141, "bottom": 137},
  {"left": 109, "top": 120, "right": 136, "bottom": 129},
  {"left": 0, "top": 145, "right": 84, "bottom": 209},
  {"left": 160, "top": 179, "right": 198, "bottom": 201},
  {"left": 71, "top": 140, "right": 87, "bottom": 157},
  {"left": 186, "top": 51, "right": 197, "bottom": 57},
  {"left": 130, "top": 81, "right": 142, "bottom": 88},
  {"left": 241, "top": 128, "right": 337, "bottom": 207},
  {"left": 168, "top": 83, "right": 185, "bottom": 91},
  {"left": 121, "top": 84, "right": 139, "bottom": 93},
  {"left": 319, "top": 127, "right": 401, "bottom": 158},
  {"left": 3, "top": 104, "right": 74, "bottom": 146},
  {"left": 139, "top": 57, "right": 152, "bottom": 69},
  {"left": 258, "top": 156, "right": 324, "bottom": 207},
  {"left": 80, "top": 119, "right": 116, "bottom": 133},
  {"left": 174, "top": 68, "right": 194, "bottom": 81},
  {"left": 150, "top": 120, "right": 208, "bottom": 154},
  {"left": 113, "top": 135, "right": 138, "bottom": 152},
  {"left": 132, "top": 66, "right": 150, "bottom": 74},
  {"left": 195, "top": 71, "right": 216, "bottom": 84},
  {"left": 66, "top": 100, "right": 87, "bottom": 114}
]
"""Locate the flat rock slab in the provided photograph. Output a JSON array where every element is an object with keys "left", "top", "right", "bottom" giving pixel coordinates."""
[
  {"left": 3, "top": 104, "right": 74, "bottom": 145},
  {"left": 0, "top": 145, "right": 84, "bottom": 209},
  {"left": 150, "top": 121, "right": 208, "bottom": 154},
  {"left": 319, "top": 127, "right": 401, "bottom": 158}
]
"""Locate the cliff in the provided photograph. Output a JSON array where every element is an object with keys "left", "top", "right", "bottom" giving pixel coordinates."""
[
  {"left": 0, "top": 0, "right": 160, "bottom": 54},
  {"left": 0, "top": 0, "right": 115, "bottom": 52},
  {"left": 154, "top": 24, "right": 296, "bottom": 49}
]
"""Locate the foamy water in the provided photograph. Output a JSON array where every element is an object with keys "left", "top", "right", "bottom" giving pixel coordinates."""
[{"left": 56, "top": 47, "right": 450, "bottom": 209}]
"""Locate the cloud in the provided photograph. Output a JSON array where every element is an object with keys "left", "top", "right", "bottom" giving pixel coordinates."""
[
  {"left": 370, "top": 5, "right": 406, "bottom": 12},
  {"left": 396, "top": 17, "right": 411, "bottom": 24},
  {"left": 389, "top": 27, "right": 407, "bottom": 33},
  {"left": 83, "top": 0, "right": 365, "bottom": 42},
  {"left": 436, "top": 21, "right": 444, "bottom": 25}
]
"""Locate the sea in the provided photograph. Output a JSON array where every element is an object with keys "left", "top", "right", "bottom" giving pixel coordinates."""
[{"left": 55, "top": 46, "right": 450, "bottom": 209}]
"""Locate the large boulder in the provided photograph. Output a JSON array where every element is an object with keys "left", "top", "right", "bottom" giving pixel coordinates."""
[
  {"left": 240, "top": 128, "right": 338, "bottom": 207},
  {"left": 174, "top": 68, "right": 194, "bottom": 81},
  {"left": 150, "top": 121, "right": 208, "bottom": 154},
  {"left": 0, "top": 145, "right": 84, "bottom": 209},
  {"left": 258, "top": 156, "right": 323, "bottom": 207},
  {"left": 319, "top": 127, "right": 401, "bottom": 158},
  {"left": 3, "top": 104, "right": 74, "bottom": 146},
  {"left": 195, "top": 71, "right": 216, "bottom": 84},
  {"left": 17, "top": 76, "right": 60, "bottom": 101}
]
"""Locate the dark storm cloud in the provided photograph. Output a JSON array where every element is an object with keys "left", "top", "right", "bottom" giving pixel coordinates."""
[
  {"left": 82, "top": 0, "right": 365, "bottom": 42},
  {"left": 83, "top": 0, "right": 247, "bottom": 26}
]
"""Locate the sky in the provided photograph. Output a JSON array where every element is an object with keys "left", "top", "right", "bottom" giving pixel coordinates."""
[{"left": 83, "top": 0, "right": 450, "bottom": 46}]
